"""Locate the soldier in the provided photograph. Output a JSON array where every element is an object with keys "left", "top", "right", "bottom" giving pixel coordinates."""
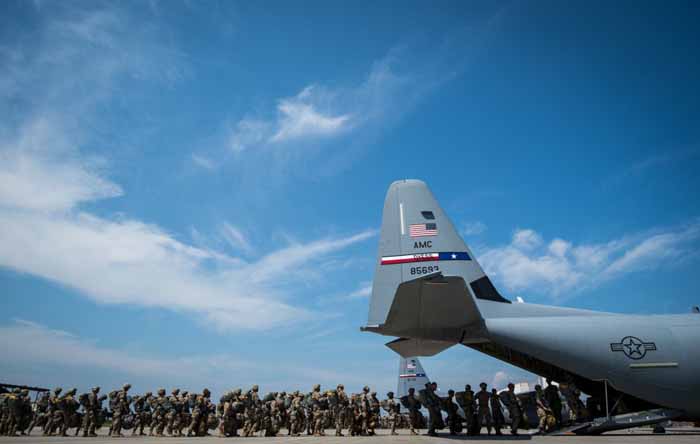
[
  {"left": 149, "top": 389, "right": 167, "bottom": 437},
  {"left": 444, "top": 390, "right": 460, "bottom": 435},
  {"left": 288, "top": 392, "right": 304, "bottom": 436},
  {"left": 368, "top": 391, "right": 380, "bottom": 436},
  {"left": 383, "top": 392, "right": 399, "bottom": 436},
  {"left": 333, "top": 385, "right": 348, "bottom": 436},
  {"left": 544, "top": 379, "right": 562, "bottom": 426},
  {"left": 132, "top": 392, "right": 151, "bottom": 436},
  {"left": 402, "top": 387, "right": 421, "bottom": 435},
  {"left": 187, "top": 388, "right": 210, "bottom": 437},
  {"left": 3, "top": 388, "right": 21, "bottom": 436},
  {"left": 534, "top": 385, "right": 552, "bottom": 434},
  {"left": 27, "top": 391, "right": 49, "bottom": 436},
  {"left": 358, "top": 386, "right": 371, "bottom": 436},
  {"left": 44, "top": 387, "right": 62, "bottom": 436},
  {"left": 58, "top": 388, "right": 78, "bottom": 437},
  {"left": 490, "top": 388, "right": 504, "bottom": 435},
  {"left": 423, "top": 382, "right": 440, "bottom": 437},
  {"left": 110, "top": 384, "right": 131, "bottom": 437},
  {"left": 475, "top": 382, "right": 492, "bottom": 435},
  {"left": 81, "top": 387, "right": 100, "bottom": 437},
  {"left": 165, "top": 388, "right": 181, "bottom": 436},
  {"left": 181, "top": 392, "right": 195, "bottom": 436},
  {"left": 460, "top": 384, "right": 475, "bottom": 435},
  {"left": 500, "top": 383, "right": 522, "bottom": 435},
  {"left": 304, "top": 384, "right": 320, "bottom": 435}
]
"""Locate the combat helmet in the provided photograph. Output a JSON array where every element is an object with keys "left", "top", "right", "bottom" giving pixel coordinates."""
[
  {"left": 233, "top": 388, "right": 242, "bottom": 396},
  {"left": 157, "top": 388, "right": 166, "bottom": 396},
  {"left": 337, "top": 384, "right": 344, "bottom": 390},
  {"left": 362, "top": 386, "right": 370, "bottom": 393},
  {"left": 91, "top": 386, "right": 100, "bottom": 393},
  {"left": 479, "top": 382, "right": 487, "bottom": 389},
  {"left": 144, "top": 391, "right": 152, "bottom": 398},
  {"left": 202, "top": 388, "right": 211, "bottom": 397},
  {"left": 172, "top": 388, "right": 180, "bottom": 396},
  {"left": 251, "top": 385, "right": 259, "bottom": 392},
  {"left": 386, "top": 391, "right": 394, "bottom": 398},
  {"left": 312, "top": 384, "right": 320, "bottom": 391},
  {"left": 53, "top": 387, "right": 62, "bottom": 396},
  {"left": 66, "top": 388, "right": 77, "bottom": 396}
]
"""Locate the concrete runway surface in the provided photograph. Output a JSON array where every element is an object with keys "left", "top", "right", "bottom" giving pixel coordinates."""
[{"left": 2, "top": 428, "right": 699, "bottom": 444}]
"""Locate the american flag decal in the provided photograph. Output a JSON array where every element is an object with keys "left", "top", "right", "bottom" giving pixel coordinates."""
[{"left": 409, "top": 223, "right": 437, "bottom": 237}]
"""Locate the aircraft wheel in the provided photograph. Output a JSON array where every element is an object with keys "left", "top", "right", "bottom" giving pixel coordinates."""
[{"left": 652, "top": 425, "right": 666, "bottom": 434}]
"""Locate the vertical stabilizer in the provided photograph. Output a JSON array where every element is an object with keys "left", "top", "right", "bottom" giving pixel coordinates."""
[
  {"left": 397, "top": 356, "right": 430, "bottom": 398},
  {"left": 365, "top": 180, "right": 506, "bottom": 340}
]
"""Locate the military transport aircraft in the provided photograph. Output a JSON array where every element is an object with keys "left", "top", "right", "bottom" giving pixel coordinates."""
[{"left": 362, "top": 180, "right": 700, "bottom": 433}]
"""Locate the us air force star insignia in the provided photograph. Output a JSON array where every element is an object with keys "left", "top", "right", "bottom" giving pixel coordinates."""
[
  {"left": 610, "top": 336, "right": 657, "bottom": 360},
  {"left": 451, "top": 253, "right": 457, "bottom": 259}
]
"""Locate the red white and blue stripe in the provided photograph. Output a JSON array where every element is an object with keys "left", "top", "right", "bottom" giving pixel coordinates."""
[
  {"left": 399, "top": 373, "right": 426, "bottom": 378},
  {"left": 380, "top": 251, "right": 470, "bottom": 265}
]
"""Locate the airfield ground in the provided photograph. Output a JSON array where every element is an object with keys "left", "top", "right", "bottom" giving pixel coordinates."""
[{"left": 2, "top": 428, "right": 699, "bottom": 444}]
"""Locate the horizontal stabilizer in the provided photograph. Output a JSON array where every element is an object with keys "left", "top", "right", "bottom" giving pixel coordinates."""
[{"left": 386, "top": 337, "right": 455, "bottom": 358}]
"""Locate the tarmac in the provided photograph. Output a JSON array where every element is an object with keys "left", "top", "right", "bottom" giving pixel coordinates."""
[{"left": 2, "top": 428, "right": 699, "bottom": 444}]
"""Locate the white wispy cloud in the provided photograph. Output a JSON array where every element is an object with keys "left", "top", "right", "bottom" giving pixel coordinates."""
[
  {"left": 479, "top": 223, "right": 700, "bottom": 297},
  {"left": 0, "top": 5, "right": 375, "bottom": 332},
  {"left": 461, "top": 221, "right": 487, "bottom": 236},
  {"left": 347, "top": 283, "right": 372, "bottom": 299},
  {"left": 270, "top": 86, "right": 353, "bottom": 143},
  {"left": 219, "top": 222, "right": 253, "bottom": 254},
  {"left": 220, "top": 43, "right": 451, "bottom": 162}
]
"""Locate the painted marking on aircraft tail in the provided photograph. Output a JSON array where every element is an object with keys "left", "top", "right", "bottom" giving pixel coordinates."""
[{"left": 380, "top": 251, "right": 471, "bottom": 265}]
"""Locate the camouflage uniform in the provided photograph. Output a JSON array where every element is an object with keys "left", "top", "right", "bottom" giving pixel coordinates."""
[
  {"left": 534, "top": 385, "right": 552, "bottom": 433},
  {"left": 544, "top": 379, "right": 562, "bottom": 426},
  {"left": 458, "top": 385, "right": 475, "bottom": 435},
  {"left": 150, "top": 389, "right": 168, "bottom": 437},
  {"left": 423, "top": 383, "right": 441, "bottom": 436},
  {"left": 445, "top": 390, "right": 461, "bottom": 435},
  {"left": 334, "top": 385, "right": 348, "bottom": 436},
  {"left": 165, "top": 389, "right": 181, "bottom": 436},
  {"left": 187, "top": 388, "right": 210, "bottom": 437},
  {"left": 402, "top": 387, "right": 421, "bottom": 435},
  {"left": 132, "top": 392, "right": 151, "bottom": 436},
  {"left": 490, "top": 389, "right": 504, "bottom": 435},
  {"left": 383, "top": 392, "right": 399, "bottom": 435},
  {"left": 110, "top": 384, "right": 131, "bottom": 437},
  {"left": 475, "top": 383, "right": 492, "bottom": 435},
  {"left": 44, "top": 387, "right": 62, "bottom": 436},
  {"left": 500, "top": 384, "right": 522, "bottom": 435},
  {"left": 27, "top": 391, "right": 49, "bottom": 435},
  {"left": 82, "top": 387, "right": 101, "bottom": 437},
  {"left": 58, "top": 388, "right": 78, "bottom": 437},
  {"left": 3, "top": 388, "right": 22, "bottom": 436},
  {"left": 288, "top": 393, "right": 304, "bottom": 436}
]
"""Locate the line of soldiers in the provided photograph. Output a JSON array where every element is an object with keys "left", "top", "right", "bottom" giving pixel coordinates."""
[{"left": 2, "top": 379, "right": 583, "bottom": 438}]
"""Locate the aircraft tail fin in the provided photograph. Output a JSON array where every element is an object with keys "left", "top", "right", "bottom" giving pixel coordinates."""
[
  {"left": 397, "top": 356, "right": 430, "bottom": 398},
  {"left": 363, "top": 179, "right": 506, "bottom": 344}
]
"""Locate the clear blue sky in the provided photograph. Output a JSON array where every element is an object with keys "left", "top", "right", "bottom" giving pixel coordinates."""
[{"left": 1, "top": 0, "right": 699, "bottom": 398}]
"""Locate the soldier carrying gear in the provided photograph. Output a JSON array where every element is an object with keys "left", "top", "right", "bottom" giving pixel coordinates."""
[
  {"left": 166, "top": 388, "right": 182, "bottom": 436},
  {"left": 490, "top": 388, "right": 505, "bottom": 436},
  {"left": 383, "top": 392, "right": 400, "bottom": 436},
  {"left": 544, "top": 379, "right": 563, "bottom": 426},
  {"left": 401, "top": 387, "right": 422, "bottom": 435},
  {"left": 43, "top": 387, "right": 62, "bottom": 436},
  {"left": 500, "top": 383, "right": 522, "bottom": 435},
  {"left": 444, "top": 390, "right": 461, "bottom": 435},
  {"left": 27, "top": 391, "right": 49, "bottom": 436},
  {"left": 58, "top": 388, "right": 78, "bottom": 437},
  {"left": 334, "top": 384, "right": 348, "bottom": 437},
  {"left": 150, "top": 388, "right": 168, "bottom": 437},
  {"left": 476, "top": 382, "right": 492, "bottom": 436},
  {"left": 534, "top": 385, "right": 554, "bottom": 434},
  {"left": 82, "top": 386, "right": 101, "bottom": 437}
]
